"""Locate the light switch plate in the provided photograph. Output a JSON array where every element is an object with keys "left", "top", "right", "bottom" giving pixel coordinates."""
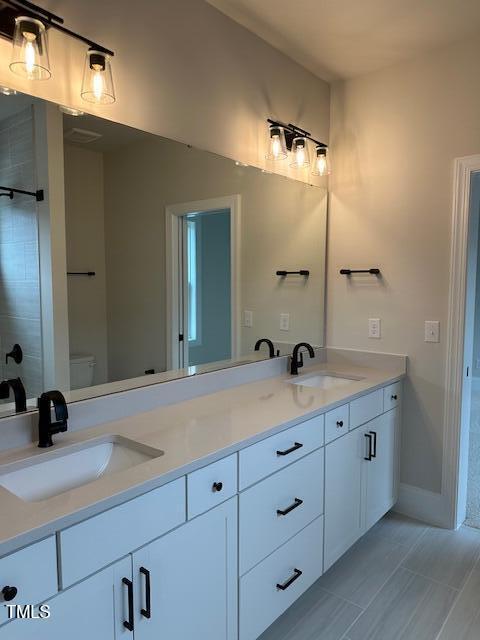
[
  {"left": 280, "top": 313, "right": 290, "bottom": 331},
  {"left": 425, "top": 320, "right": 440, "bottom": 343},
  {"left": 243, "top": 310, "right": 253, "bottom": 328},
  {"left": 369, "top": 318, "right": 381, "bottom": 339}
]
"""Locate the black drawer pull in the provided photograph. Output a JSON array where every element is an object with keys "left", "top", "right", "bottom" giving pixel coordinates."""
[
  {"left": 140, "top": 567, "right": 151, "bottom": 619},
  {"left": 122, "top": 577, "right": 134, "bottom": 631},
  {"left": 277, "top": 497, "right": 303, "bottom": 516},
  {"left": 2, "top": 586, "right": 17, "bottom": 602},
  {"left": 391, "top": 394, "right": 398, "bottom": 401},
  {"left": 276, "top": 442, "right": 303, "bottom": 456},
  {"left": 276, "top": 568, "right": 303, "bottom": 591},
  {"left": 364, "top": 433, "right": 373, "bottom": 461},
  {"left": 369, "top": 430, "right": 377, "bottom": 458},
  {"left": 336, "top": 420, "right": 344, "bottom": 428},
  {"left": 212, "top": 481, "right": 223, "bottom": 492}
]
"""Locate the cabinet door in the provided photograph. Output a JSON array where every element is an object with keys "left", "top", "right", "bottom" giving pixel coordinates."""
[
  {"left": 1, "top": 557, "right": 131, "bottom": 640},
  {"left": 364, "top": 409, "right": 397, "bottom": 530},
  {"left": 133, "top": 497, "right": 237, "bottom": 640},
  {"left": 324, "top": 428, "right": 365, "bottom": 571}
]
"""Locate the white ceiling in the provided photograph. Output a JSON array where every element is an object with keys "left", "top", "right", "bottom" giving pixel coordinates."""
[{"left": 207, "top": 0, "right": 480, "bottom": 80}]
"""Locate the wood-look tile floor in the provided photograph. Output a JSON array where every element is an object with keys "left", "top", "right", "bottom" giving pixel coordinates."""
[{"left": 259, "top": 512, "right": 480, "bottom": 640}]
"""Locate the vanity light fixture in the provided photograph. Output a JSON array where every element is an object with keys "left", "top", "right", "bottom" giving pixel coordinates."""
[
  {"left": 266, "top": 124, "right": 288, "bottom": 160},
  {"left": 0, "top": 0, "right": 115, "bottom": 103},
  {"left": 290, "top": 136, "right": 310, "bottom": 169},
  {"left": 266, "top": 119, "right": 329, "bottom": 175},
  {"left": 10, "top": 15, "right": 50, "bottom": 79},
  {"left": 311, "top": 145, "right": 330, "bottom": 176}
]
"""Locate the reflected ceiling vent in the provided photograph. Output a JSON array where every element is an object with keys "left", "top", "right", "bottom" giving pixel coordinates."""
[{"left": 64, "top": 127, "right": 102, "bottom": 144}]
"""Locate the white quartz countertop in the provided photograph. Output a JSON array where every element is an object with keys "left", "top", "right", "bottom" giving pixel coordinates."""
[{"left": 0, "top": 362, "right": 404, "bottom": 556}]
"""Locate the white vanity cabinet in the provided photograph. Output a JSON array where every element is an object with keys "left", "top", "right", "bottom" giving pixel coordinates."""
[
  {"left": 132, "top": 497, "right": 237, "bottom": 640},
  {"left": 324, "top": 406, "right": 400, "bottom": 570},
  {"left": 4, "top": 556, "right": 131, "bottom": 640}
]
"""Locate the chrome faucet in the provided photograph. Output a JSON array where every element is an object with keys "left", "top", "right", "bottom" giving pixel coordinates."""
[
  {"left": 0, "top": 378, "right": 27, "bottom": 413},
  {"left": 38, "top": 390, "right": 68, "bottom": 448},
  {"left": 290, "top": 342, "right": 315, "bottom": 375}
]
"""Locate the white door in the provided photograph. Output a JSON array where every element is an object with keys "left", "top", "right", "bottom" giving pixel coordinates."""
[
  {"left": 3, "top": 557, "right": 131, "bottom": 640},
  {"left": 364, "top": 410, "right": 397, "bottom": 530},
  {"left": 132, "top": 498, "right": 238, "bottom": 640},
  {"left": 324, "top": 428, "right": 364, "bottom": 570}
]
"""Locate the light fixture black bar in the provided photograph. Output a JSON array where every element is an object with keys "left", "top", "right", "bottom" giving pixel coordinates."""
[
  {"left": 2, "top": 0, "right": 114, "bottom": 56},
  {"left": 5, "top": 0, "right": 64, "bottom": 24},
  {"left": 340, "top": 268, "right": 381, "bottom": 276},
  {"left": 276, "top": 270, "right": 310, "bottom": 277},
  {"left": 0, "top": 186, "right": 44, "bottom": 201},
  {"left": 267, "top": 118, "right": 327, "bottom": 149},
  {"left": 67, "top": 271, "right": 96, "bottom": 276}
]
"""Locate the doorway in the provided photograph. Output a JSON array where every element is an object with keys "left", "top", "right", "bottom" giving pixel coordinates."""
[{"left": 166, "top": 195, "right": 240, "bottom": 370}]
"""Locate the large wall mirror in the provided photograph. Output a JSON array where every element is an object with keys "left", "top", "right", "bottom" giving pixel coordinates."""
[{"left": 0, "top": 92, "right": 327, "bottom": 415}]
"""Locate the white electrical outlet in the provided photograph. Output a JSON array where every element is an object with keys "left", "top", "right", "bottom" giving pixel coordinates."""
[
  {"left": 280, "top": 313, "right": 290, "bottom": 331},
  {"left": 243, "top": 310, "right": 253, "bottom": 328},
  {"left": 369, "top": 318, "right": 381, "bottom": 339},
  {"left": 425, "top": 320, "right": 440, "bottom": 343}
]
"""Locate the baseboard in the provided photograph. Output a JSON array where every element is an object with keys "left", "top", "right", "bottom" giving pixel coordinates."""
[{"left": 393, "top": 483, "right": 452, "bottom": 528}]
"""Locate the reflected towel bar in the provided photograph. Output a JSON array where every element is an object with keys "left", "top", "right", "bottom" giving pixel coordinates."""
[
  {"left": 276, "top": 270, "right": 310, "bottom": 277},
  {"left": 0, "top": 186, "right": 44, "bottom": 202},
  {"left": 67, "top": 272, "right": 96, "bottom": 276}
]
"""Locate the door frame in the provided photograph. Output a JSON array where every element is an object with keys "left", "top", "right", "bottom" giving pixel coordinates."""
[
  {"left": 444, "top": 155, "right": 480, "bottom": 528},
  {"left": 165, "top": 195, "right": 241, "bottom": 370}
]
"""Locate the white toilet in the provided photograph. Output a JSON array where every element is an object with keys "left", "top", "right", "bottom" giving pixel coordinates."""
[{"left": 69, "top": 353, "right": 96, "bottom": 389}]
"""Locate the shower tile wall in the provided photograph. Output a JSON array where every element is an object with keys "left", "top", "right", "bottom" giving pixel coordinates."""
[{"left": 0, "top": 107, "right": 42, "bottom": 399}]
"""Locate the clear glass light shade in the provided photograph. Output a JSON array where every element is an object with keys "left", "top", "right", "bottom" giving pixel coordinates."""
[
  {"left": 290, "top": 136, "right": 310, "bottom": 168},
  {"left": 81, "top": 50, "right": 115, "bottom": 104},
  {"left": 10, "top": 17, "right": 51, "bottom": 80},
  {"left": 266, "top": 125, "right": 288, "bottom": 160},
  {"left": 311, "top": 147, "right": 331, "bottom": 176}
]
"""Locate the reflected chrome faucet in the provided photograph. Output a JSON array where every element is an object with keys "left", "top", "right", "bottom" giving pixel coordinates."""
[
  {"left": 254, "top": 338, "right": 278, "bottom": 358},
  {"left": 0, "top": 378, "right": 27, "bottom": 413},
  {"left": 290, "top": 342, "right": 315, "bottom": 375},
  {"left": 38, "top": 390, "right": 68, "bottom": 448}
]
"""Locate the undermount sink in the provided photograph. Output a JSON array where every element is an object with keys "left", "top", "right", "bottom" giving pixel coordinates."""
[
  {"left": 288, "top": 372, "right": 363, "bottom": 390},
  {"left": 0, "top": 435, "right": 164, "bottom": 502}
]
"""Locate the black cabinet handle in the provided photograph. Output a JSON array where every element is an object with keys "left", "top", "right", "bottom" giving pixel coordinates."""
[
  {"left": 276, "top": 568, "right": 303, "bottom": 591},
  {"left": 140, "top": 567, "right": 151, "bottom": 619},
  {"left": 336, "top": 420, "right": 344, "bottom": 428},
  {"left": 122, "top": 577, "right": 134, "bottom": 631},
  {"left": 276, "top": 442, "right": 303, "bottom": 456},
  {"left": 2, "top": 586, "right": 17, "bottom": 602},
  {"left": 277, "top": 497, "right": 303, "bottom": 516},
  {"left": 364, "top": 433, "right": 373, "bottom": 461},
  {"left": 391, "top": 394, "right": 398, "bottom": 401},
  {"left": 369, "top": 431, "right": 377, "bottom": 458},
  {"left": 212, "top": 481, "right": 223, "bottom": 492}
]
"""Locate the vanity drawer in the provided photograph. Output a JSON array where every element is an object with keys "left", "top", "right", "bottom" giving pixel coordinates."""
[
  {"left": 239, "top": 448, "right": 323, "bottom": 575},
  {"left": 349, "top": 389, "right": 384, "bottom": 430},
  {"left": 239, "top": 515, "right": 324, "bottom": 640},
  {"left": 239, "top": 415, "right": 324, "bottom": 490},
  {"left": 0, "top": 536, "right": 57, "bottom": 625},
  {"left": 325, "top": 403, "right": 349, "bottom": 444},
  {"left": 384, "top": 381, "right": 402, "bottom": 411},
  {"left": 59, "top": 477, "right": 185, "bottom": 588},
  {"left": 187, "top": 453, "right": 237, "bottom": 519}
]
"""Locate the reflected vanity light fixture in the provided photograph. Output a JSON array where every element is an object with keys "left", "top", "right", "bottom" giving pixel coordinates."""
[
  {"left": 266, "top": 119, "right": 330, "bottom": 175},
  {"left": 0, "top": 0, "right": 115, "bottom": 103},
  {"left": 0, "top": 85, "right": 17, "bottom": 95}
]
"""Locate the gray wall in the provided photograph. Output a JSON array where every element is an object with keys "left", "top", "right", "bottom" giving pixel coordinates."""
[{"left": 0, "top": 107, "right": 42, "bottom": 398}]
